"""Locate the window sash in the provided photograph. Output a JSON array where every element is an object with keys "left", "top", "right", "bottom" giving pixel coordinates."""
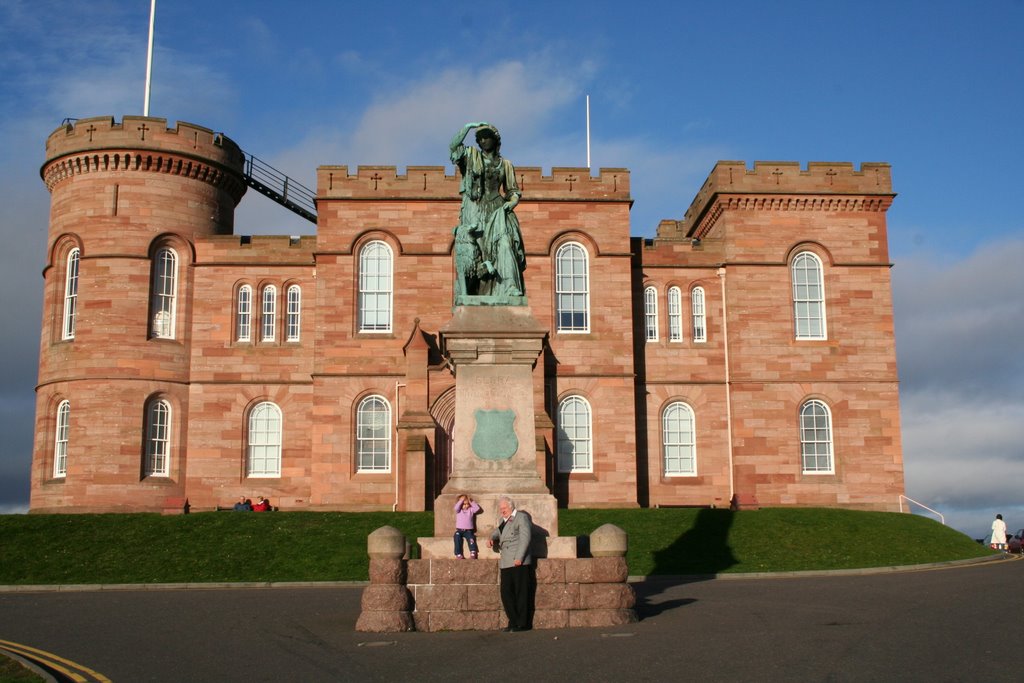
[
  {"left": 356, "top": 396, "right": 391, "bottom": 471},
  {"left": 555, "top": 244, "right": 589, "bottom": 333},
  {"left": 248, "top": 402, "right": 282, "bottom": 477},
  {"left": 236, "top": 286, "right": 252, "bottom": 342},
  {"left": 668, "top": 287, "right": 682, "bottom": 342},
  {"left": 557, "top": 397, "right": 592, "bottom": 472},
  {"left": 54, "top": 400, "right": 70, "bottom": 478},
  {"left": 800, "top": 401, "right": 834, "bottom": 473},
  {"left": 644, "top": 287, "right": 658, "bottom": 342},
  {"left": 792, "top": 254, "right": 826, "bottom": 340},
  {"left": 145, "top": 401, "right": 171, "bottom": 476},
  {"left": 286, "top": 285, "right": 301, "bottom": 341},
  {"left": 151, "top": 249, "right": 177, "bottom": 339},
  {"left": 691, "top": 287, "right": 706, "bottom": 343},
  {"left": 663, "top": 402, "right": 696, "bottom": 476},
  {"left": 62, "top": 249, "right": 80, "bottom": 340},
  {"left": 261, "top": 286, "right": 277, "bottom": 342},
  {"left": 359, "top": 244, "right": 393, "bottom": 333}
]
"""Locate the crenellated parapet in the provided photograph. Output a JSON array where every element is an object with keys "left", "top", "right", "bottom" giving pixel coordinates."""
[
  {"left": 657, "top": 161, "right": 894, "bottom": 240},
  {"left": 41, "top": 116, "right": 247, "bottom": 202},
  {"left": 318, "top": 165, "right": 630, "bottom": 201}
]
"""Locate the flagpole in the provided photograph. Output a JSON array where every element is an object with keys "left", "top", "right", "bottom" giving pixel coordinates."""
[
  {"left": 143, "top": 0, "right": 156, "bottom": 116},
  {"left": 586, "top": 95, "right": 591, "bottom": 170}
]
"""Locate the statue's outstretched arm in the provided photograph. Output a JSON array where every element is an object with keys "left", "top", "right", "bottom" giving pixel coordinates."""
[{"left": 449, "top": 122, "right": 490, "bottom": 153}]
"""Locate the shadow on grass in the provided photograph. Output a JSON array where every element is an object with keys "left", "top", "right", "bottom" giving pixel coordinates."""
[{"left": 635, "top": 508, "right": 738, "bottom": 618}]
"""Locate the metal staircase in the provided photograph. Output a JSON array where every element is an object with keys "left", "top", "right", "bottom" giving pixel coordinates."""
[{"left": 242, "top": 152, "right": 317, "bottom": 223}]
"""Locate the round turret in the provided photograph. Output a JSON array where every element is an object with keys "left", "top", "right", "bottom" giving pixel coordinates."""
[{"left": 31, "top": 116, "right": 247, "bottom": 513}]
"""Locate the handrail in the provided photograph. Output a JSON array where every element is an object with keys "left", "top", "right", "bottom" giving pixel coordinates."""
[
  {"left": 899, "top": 494, "right": 945, "bottom": 525},
  {"left": 241, "top": 151, "right": 317, "bottom": 223}
]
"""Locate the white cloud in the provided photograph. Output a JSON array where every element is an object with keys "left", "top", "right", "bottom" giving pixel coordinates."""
[{"left": 896, "top": 236, "right": 1024, "bottom": 536}]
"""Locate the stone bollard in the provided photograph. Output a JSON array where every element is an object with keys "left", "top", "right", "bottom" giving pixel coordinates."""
[
  {"left": 356, "top": 526, "right": 414, "bottom": 632},
  {"left": 590, "top": 523, "right": 628, "bottom": 557}
]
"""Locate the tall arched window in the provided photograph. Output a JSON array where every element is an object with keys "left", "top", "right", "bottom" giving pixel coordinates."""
[
  {"left": 144, "top": 399, "right": 171, "bottom": 476},
  {"left": 792, "top": 252, "right": 826, "bottom": 340},
  {"left": 644, "top": 286, "right": 659, "bottom": 342},
  {"left": 663, "top": 401, "right": 696, "bottom": 476},
  {"left": 555, "top": 242, "right": 589, "bottom": 333},
  {"left": 800, "top": 399, "right": 834, "bottom": 474},
  {"left": 150, "top": 247, "right": 178, "bottom": 339},
  {"left": 356, "top": 395, "right": 391, "bottom": 472},
  {"left": 247, "top": 402, "right": 282, "bottom": 477},
  {"left": 53, "top": 400, "right": 70, "bottom": 478},
  {"left": 286, "top": 285, "right": 301, "bottom": 342},
  {"left": 62, "top": 248, "right": 80, "bottom": 341},
  {"left": 557, "top": 395, "right": 592, "bottom": 473},
  {"left": 691, "top": 286, "right": 706, "bottom": 343},
  {"left": 236, "top": 284, "right": 252, "bottom": 342},
  {"left": 668, "top": 286, "right": 683, "bottom": 342},
  {"left": 261, "top": 285, "right": 277, "bottom": 342},
  {"left": 359, "top": 241, "right": 393, "bottom": 333}
]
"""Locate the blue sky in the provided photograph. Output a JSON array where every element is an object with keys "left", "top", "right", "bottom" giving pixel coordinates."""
[{"left": 1, "top": 0, "right": 1022, "bottom": 538}]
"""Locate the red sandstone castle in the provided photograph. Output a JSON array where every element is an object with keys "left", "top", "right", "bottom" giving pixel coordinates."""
[{"left": 30, "top": 115, "right": 905, "bottom": 513}]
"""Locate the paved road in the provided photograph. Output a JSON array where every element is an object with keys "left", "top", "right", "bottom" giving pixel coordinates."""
[{"left": 1, "top": 558, "right": 1021, "bottom": 682}]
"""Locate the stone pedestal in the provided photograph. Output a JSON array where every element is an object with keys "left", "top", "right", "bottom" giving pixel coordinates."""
[{"left": 432, "top": 305, "right": 558, "bottom": 540}]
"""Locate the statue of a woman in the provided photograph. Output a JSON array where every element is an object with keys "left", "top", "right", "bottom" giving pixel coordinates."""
[{"left": 450, "top": 122, "right": 525, "bottom": 301}]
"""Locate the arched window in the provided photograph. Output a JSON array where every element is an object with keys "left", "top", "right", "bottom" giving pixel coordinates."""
[
  {"left": 247, "top": 402, "right": 282, "bottom": 477},
  {"left": 792, "top": 252, "right": 826, "bottom": 340},
  {"left": 261, "top": 285, "right": 277, "bottom": 342},
  {"left": 236, "top": 284, "right": 252, "bottom": 342},
  {"left": 144, "top": 399, "right": 171, "bottom": 476},
  {"left": 356, "top": 395, "right": 391, "bottom": 472},
  {"left": 663, "top": 402, "right": 696, "bottom": 476},
  {"left": 800, "top": 399, "right": 834, "bottom": 474},
  {"left": 62, "top": 248, "right": 80, "bottom": 341},
  {"left": 555, "top": 242, "right": 589, "bottom": 333},
  {"left": 644, "top": 286, "right": 659, "bottom": 342},
  {"left": 668, "top": 286, "right": 683, "bottom": 342},
  {"left": 691, "top": 286, "right": 706, "bottom": 343},
  {"left": 286, "top": 285, "right": 301, "bottom": 342},
  {"left": 53, "top": 400, "right": 70, "bottom": 478},
  {"left": 557, "top": 395, "right": 592, "bottom": 473},
  {"left": 150, "top": 247, "right": 178, "bottom": 339},
  {"left": 359, "top": 241, "right": 393, "bottom": 333}
]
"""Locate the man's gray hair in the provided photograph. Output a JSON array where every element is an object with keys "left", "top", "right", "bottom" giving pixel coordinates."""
[{"left": 498, "top": 495, "right": 515, "bottom": 510}]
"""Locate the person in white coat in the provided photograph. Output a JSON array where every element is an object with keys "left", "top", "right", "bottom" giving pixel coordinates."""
[{"left": 991, "top": 514, "right": 1007, "bottom": 551}]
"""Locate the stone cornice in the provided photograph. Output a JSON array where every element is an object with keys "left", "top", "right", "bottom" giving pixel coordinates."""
[
  {"left": 692, "top": 193, "right": 895, "bottom": 240},
  {"left": 42, "top": 148, "right": 247, "bottom": 202}
]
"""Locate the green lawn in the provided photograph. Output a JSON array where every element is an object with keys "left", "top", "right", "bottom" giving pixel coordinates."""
[{"left": 0, "top": 508, "right": 993, "bottom": 585}]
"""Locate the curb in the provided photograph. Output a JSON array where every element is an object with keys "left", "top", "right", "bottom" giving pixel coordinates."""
[
  {"left": 0, "top": 554, "right": 1013, "bottom": 593},
  {"left": 627, "top": 552, "right": 1014, "bottom": 583}
]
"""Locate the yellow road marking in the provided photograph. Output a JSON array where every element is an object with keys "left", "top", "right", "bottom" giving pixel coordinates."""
[{"left": 0, "top": 638, "right": 112, "bottom": 682}]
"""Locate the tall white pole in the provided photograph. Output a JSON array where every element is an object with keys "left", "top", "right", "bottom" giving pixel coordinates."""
[
  {"left": 143, "top": 0, "right": 156, "bottom": 116},
  {"left": 585, "top": 95, "right": 591, "bottom": 169}
]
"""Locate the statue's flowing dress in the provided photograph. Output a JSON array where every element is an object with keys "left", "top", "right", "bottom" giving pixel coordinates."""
[{"left": 452, "top": 144, "right": 525, "bottom": 297}]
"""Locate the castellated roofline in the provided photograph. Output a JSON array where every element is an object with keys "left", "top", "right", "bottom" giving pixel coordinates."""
[
  {"left": 41, "top": 116, "right": 247, "bottom": 201},
  {"left": 317, "top": 165, "right": 631, "bottom": 201},
  {"left": 656, "top": 161, "right": 895, "bottom": 241}
]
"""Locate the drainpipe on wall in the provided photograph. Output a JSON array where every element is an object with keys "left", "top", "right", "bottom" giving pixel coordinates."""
[
  {"left": 393, "top": 382, "right": 406, "bottom": 512},
  {"left": 717, "top": 267, "right": 734, "bottom": 502}
]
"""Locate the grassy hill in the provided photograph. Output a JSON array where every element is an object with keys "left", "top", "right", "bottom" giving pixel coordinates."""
[{"left": 0, "top": 508, "right": 993, "bottom": 585}]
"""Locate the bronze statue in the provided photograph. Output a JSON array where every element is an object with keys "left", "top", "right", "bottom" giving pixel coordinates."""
[{"left": 450, "top": 122, "right": 525, "bottom": 301}]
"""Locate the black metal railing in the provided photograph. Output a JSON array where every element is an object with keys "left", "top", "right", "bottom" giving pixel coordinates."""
[{"left": 242, "top": 152, "right": 317, "bottom": 224}]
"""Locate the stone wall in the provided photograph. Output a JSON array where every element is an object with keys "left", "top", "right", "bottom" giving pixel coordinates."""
[{"left": 357, "top": 525, "right": 637, "bottom": 633}]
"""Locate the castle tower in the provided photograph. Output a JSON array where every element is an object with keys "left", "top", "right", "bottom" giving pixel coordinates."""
[{"left": 31, "top": 116, "right": 247, "bottom": 512}]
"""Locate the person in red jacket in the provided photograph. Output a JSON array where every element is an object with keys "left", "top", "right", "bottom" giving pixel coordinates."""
[{"left": 252, "top": 496, "right": 271, "bottom": 512}]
